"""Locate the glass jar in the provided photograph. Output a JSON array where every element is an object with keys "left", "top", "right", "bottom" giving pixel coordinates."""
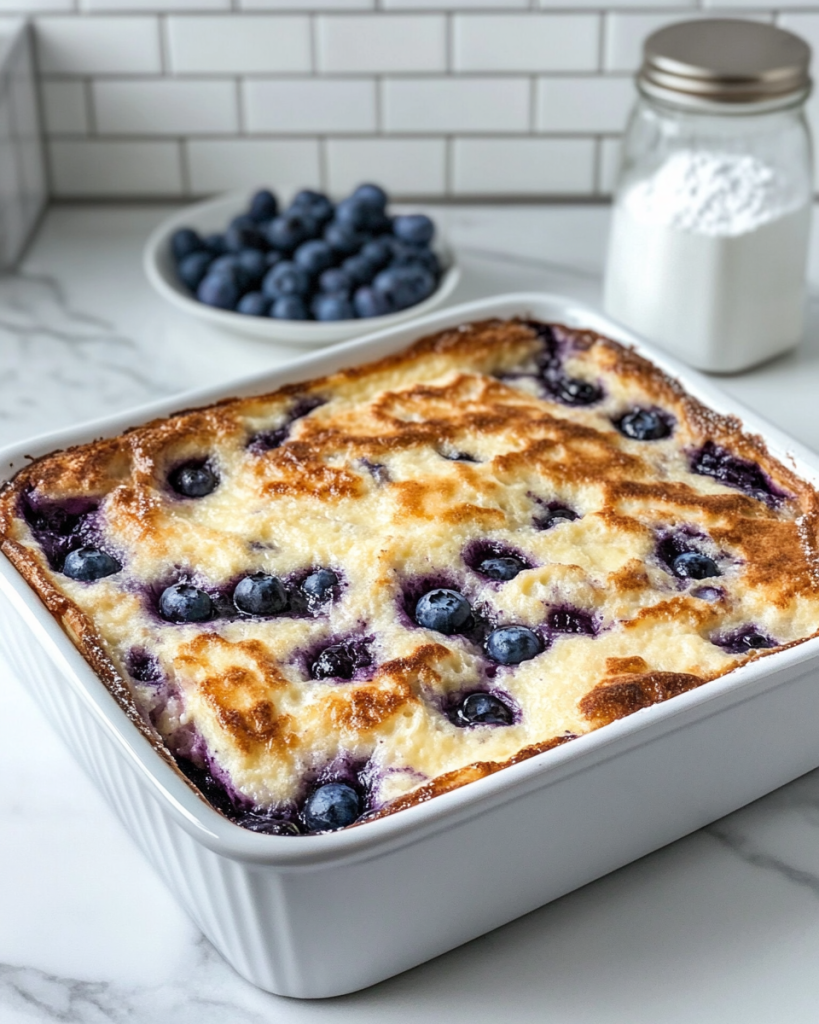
[{"left": 603, "top": 20, "right": 813, "bottom": 373}]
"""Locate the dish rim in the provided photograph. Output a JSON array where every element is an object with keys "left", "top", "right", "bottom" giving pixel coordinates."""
[
  {"left": 2, "top": 290, "right": 819, "bottom": 869},
  {"left": 142, "top": 190, "right": 461, "bottom": 346}
]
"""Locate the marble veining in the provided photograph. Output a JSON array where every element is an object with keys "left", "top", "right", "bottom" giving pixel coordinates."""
[{"left": 4, "top": 203, "right": 819, "bottom": 1023}]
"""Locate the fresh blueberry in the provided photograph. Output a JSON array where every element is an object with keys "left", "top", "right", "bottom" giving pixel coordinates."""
[
  {"left": 311, "top": 643, "right": 358, "bottom": 680},
  {"left": 271, "top": 295, "right": 308, "bottom": 320},
  {"left": 197, "top": 272, "right": 240, "bottom": 310},
  {"left": 159, "top": 583, "right": 214, "bottom": 623},
  {"left": 208, "top": 254, "right": 254, "bottom": 291},
  {"left": 241, "top": 815, "right": 300, "bottom": 836},
  {"left": 294, "top": 239, "right": 334, "bottom": 276},
  {"left": 248, "top": 188, "right": 278, "bottom": 223},
  {"left": 266, "top": 214, "right": 312, "bottom": 253},
  {"left": 324, "top": 221, "right": 368, "bottom": 256},
  {"left": 233, "top": 573, "right": 288, "bottom": 616},
  {"left": 342, "top": 254, "right": 376, "bottom": 286},
  {"left": 313, "top": 294, "right": 354, "bottom": 321},
  {"left": 177, "top": 251, "right": 213, "bottom": 291},
  {"left": 352, "top": 183, "right": 388, "bottom": 211},
  {"left": 392, "top": 214, "right": 434, "bottom": 246},
  {"left": 170, "top": 462, "right": 218, "bottom": 498},
  {"left": 237, "top": 292, "right": 269, "bottom": 316},
  {"left": 262, "top": 261, "right": 310, "bottom": 299},
  {"left": 485, "top": 626, "right": 541, "bottom": 665},
  {"left": 478, "top": 556, "right": 525, "bottom": 581},
  {"left": 62, "top": 546, "right": 121, "bottom": 581},
  {"left": 231, "top": 214, "right": 257, "bottom": 232},
  {"left": 225, "top": 223, "right": 265, "bottom": 253},
  {"left": 301, "top": 568, "right": 338, "bottom": 606},
  {"left": 414, "top": 588, "right": 472, "bottom": 635},
  {"left": 390, "top": 245, "right": 440, "bottom": 277},
  {"left": 319, "top": 267, "right": 353, "bottom": 296},
  {"left": 535, "top": 506, "right": 578, "bottom": 529},
  {"left": 204, "top": 233, "right": 228, "bottom": 256},
  {"left": 290, "top": 189, "right": 334, "bottom": 224},
  {"left": 335, "top": 197, "right": 377, "bottom": 232},
  {"left": 359, "top": 238, "right": 392, "bottom": 269},
  {"left": 171, "top": 227, "right": 204, "bottom": 262},
  {"left": 302, "top": 782, "right": 361, "bottom": 832},
  {"left": 353, "top": 286, "right": 392, "bottom": 319},
  {"left": 672, "top": 551, "right": 720, "bottom": 580},
  {"left": 617, "top": 409, "right": 672, "bottom": 441},
  {"left": 373, "top": 266, "right": 435, "bottom": 311},
  {"left": 456, "top": 692, "right": 513, "bottom": 726},
  {"left": 265, "top": 250, "right": 283, "bottom": 268},
  {"left": 236, "top": 248, "right": 267, "bottom": 285},
  {"left": 552, "top": 377, "right": 602, "bottom": 406}
]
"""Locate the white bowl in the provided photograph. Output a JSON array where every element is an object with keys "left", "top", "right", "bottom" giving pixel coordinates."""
[{"left": 143, "top": 192, "right": 461, "bottom": 346}]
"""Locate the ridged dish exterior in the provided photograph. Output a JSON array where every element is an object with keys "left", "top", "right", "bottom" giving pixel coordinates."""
[{"left": 3, "top": 295, "right": 819, "bottom": 998}]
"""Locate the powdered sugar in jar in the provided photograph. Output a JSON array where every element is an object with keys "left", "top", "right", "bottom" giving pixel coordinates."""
[{"left": 604, "top": 20, "right": 813, "bottom": 373}]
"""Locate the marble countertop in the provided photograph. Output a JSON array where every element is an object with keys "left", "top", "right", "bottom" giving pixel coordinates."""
[{"left": 4, "top": 203, "right": 819, "bottom": 1024}]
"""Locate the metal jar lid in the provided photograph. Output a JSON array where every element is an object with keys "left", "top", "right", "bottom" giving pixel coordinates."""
[{"left": 639, "top": 19, "right": 811, "bottom": 109}]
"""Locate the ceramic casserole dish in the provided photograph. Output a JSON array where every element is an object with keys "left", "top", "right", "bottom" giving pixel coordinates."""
[{"left": 1, "top": 293, "right": 818, "bottom": 999}]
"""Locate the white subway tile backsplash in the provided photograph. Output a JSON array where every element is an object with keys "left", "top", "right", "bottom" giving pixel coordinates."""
[
  {"left": 83, "top": 0, "right": 229, "bottom": 11},
  {"left": 41, "top": 78, "right": 87, "bottom": 134},
  {"left": 453, "top": 136, "right": 595, "bottom": 194},
  {"left": 187, "top": 138, "right": 320, "bottom": 194},
  {"left": 384, "top": 77, "right": 529, "bottom": 133},
  {"left": 778, "top": 13, "right": 819, "bottom": 47},
  {"left": 0, "top": 1, "right": 72, "bottom": 10},
  {"left": 383, "top": 1, "right": 527, "bottom": 7},
  {"left": 36, "top": 16, "right": 161, "bottom": 75},
  {"left": 605, "top": 11, "right": 772, "bottom": 72},
  {"left": 245, "top": 79, "right": 376, "bottom": 133},
  {"left": 167, "top": 15, "right": 311, "bottom": 74},
  {"left": 49, "top": 139, "right": 182, "bottom": 196},
  {"left": 453, "top": 14, "right": 599, "bottom": 73},
  {"left": 316, "top": 15, "right": 446, "bottom": 73},
  {"left": 537, "top": 76, "right": 635, "bottom": 133},
  {"left": 242, "top": 0, "right": 372, "bottom": 8},
  {"left": 326, "top": 137, "right": 445, "bottom": 195},
  {"left": 93, "top": 80, "right": 237, "bottom": 136}
]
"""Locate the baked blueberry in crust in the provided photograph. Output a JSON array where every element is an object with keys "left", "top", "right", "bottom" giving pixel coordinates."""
[{"left": 2, "top": 317, "right": 819, "bottom": 835}]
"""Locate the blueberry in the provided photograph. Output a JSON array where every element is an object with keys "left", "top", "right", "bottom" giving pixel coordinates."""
[
  {"left": 197, "top": 272, "right": 240, "bottom": 310},
  {"left": 319, "top": 267, "right": 353, "bottom": 296},
  {"left": 485, "top": 626, "right": 541, "bottom": 665},
  {"left": 62, "top": 546, "right": 121, "bottom": 582},
  {"left": 553, "top": 377, "right": 602, "bottom": 406},
  {"left": 414, "top": 588, "right": 472, "bottom": 635},
  {"left": 392, "top": 214, "right": 435, "bottom": 246},
  {"left": 478, "top": 556, "right": 525, "bottom": 581},
  {"left": 237, "top": 292, "right": 269, "bottom": 316},
  {"left": 352, "top": 183, "right": 388, "bottom": 211},
  {"left": 233, "top": 573, "right": 287, "bottom": 616},
  {"left": 313, "top": 294, "right": 354, "bottom": 321},
  {"left": 740, "top": 631, "right": 774, "bottom": 650},
  {"left": 342, "top": 254, "right": 376, "bottom": 286},
  {"left": 617, "top": 409, "right": 672, "bottom": 441},
  {"left": 548, "top": 609, "right": 595, "bottom": 635},
  {"left": 225, "top": 223, "right": 265, "bottom": 253},
  {"left": 171, "top": 227, "right": 204, "bottom": 262},
  {"left": 456, "top": 692, "right": 513, "bottom": 726},
  {"left": 177, "top": 250, "right": 212, "bottom": 291},
  {"left": 302, "top": 782, "right": 361, "bottom": 832},
  {"left": 311, "top": 643, "right": 358, "bottom": 680},
  {"left": 691, "top": 442, "right": 781, "bottom": 505},
  {"left": 359, "top": 238, "right": 392, "bottom": 270},
  {"left": 293, "top": 239, "right": 334, "bottom": 277},
  {"left": 271, "top": 295, "right": 308, "bottom": 320},
  {"left": 170, "top": 462, "right": 218, "bottom": 498},
  {"left": 335, "top": 197, "right": 376, "bottom": 232},
  {"left": 241, "top": 816, "right": 300, "bottom": 836},
  {"left": 290, "top": 189, "right": 334, "bottom": 224},
  {"left": 535, "top": 506, "right": 578, "bottom": 529},
  {"left": 301, "top": 568, "right": 338, "bottom": 606},
  {"left": 262, "top": 261, "right": 310, "bottom": 299},
  {"left": 390, "top": 245, "right": 440, "bottom": 277},
  {"left": 231, "top": 214, "right": 257, "bottom": 232},
  {"left": 266, "top": 214, "right": 311, "bottom": 253},
  {"left": 672, "top": 551, "right": 720, "bottom": 580},
  {"left": 324, "top": 221, "right": 368, "bottom": 256},
  {"left": 248, "top": 188, "right": 278, "bottom": 223},
  {"left": 208, "top": 254, "right": 253, "bottom": 291},
  {"left": 236, "top": 248, "right": 267, "bottom": 285},
  {"left": 265, "top": 250, "right": 283, "bottom": 269},
  {"left": 204, "top": 233, "right": 228, "bottom": 256},
  {"left": 373, "top": 266, "right": 435, "bottom": 311},
  {"left": 353, "top": 286, "right": 392, "bottom": 319},
  {"left": 159, "top": 583, "right": 214, "bottom": 623}
]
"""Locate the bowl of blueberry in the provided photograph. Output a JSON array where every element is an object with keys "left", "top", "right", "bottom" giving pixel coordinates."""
[{"left": 144, "top": 183, "right": 460, "bottom": 345}]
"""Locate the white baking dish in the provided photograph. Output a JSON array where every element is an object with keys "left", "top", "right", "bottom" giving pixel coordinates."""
[{"left": 1, "top": 293, "right": 818, "bottom": 999}]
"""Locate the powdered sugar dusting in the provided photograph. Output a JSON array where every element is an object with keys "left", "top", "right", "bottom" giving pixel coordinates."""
[{"left": 622, "top": 151, "right": 802, "bottom": 237}]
